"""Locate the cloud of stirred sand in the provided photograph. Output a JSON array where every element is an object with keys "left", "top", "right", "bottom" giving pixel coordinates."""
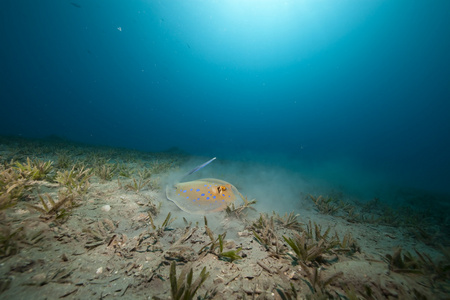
[{"left": 162, "top": 152, "right": 397, "bottom": 223}]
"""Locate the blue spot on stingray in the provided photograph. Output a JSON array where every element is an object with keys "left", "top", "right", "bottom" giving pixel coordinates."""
[
  {"left": 206, "top": 197, "right": 210, "bottom": 200},
  {"left": 190, "top": 188, "right": 193, "bottom": 191},
  {"left": 186, "top": 196, "right": 189, "bottom": 199},
  {"left": 183, "top": 190, "right": 187, "bottom": 193},
  {"left": 213, "top": 196, "right": 216, "bottom": 199},
  {"left": 222, "top": 199, "right": 225, "bottom": 202},
  {"left": 178, "top": 194, "right": 180, "bottom": 196},
  {"left": 201, "top": 193, "right": 205, "bottom": 196},
  {"left": 193, "top": 199, "right": 195, "bottom": 202},
  {"left": 222, "top": 194, "right": 225, "bottom": 196},
  {"left": 204, "top": 184, "right": 207, "bottom": 187},
  {"left": 208, "top": 191, "right": 211, "bottom": 193},
  {"left": 196, "top": 189, "right": 200, "bottom": 192}
]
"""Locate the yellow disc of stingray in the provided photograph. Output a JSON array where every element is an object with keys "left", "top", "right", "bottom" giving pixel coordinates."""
[{"left": 166, "top": 178, "right": 242, "bottom": 214}]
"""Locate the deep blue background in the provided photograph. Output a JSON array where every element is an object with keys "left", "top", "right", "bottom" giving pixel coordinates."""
[{"left": 1, "top": 0, "right": 449, "bottom": 194}]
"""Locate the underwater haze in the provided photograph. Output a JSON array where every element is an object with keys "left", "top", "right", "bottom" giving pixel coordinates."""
[{"left": 1, "top": 0, "right": 450, "bottom": 195}]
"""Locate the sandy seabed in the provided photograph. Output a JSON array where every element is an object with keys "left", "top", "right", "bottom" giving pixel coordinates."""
[{"left": 0, "top": 137, "right": 449, "bottom": 299}]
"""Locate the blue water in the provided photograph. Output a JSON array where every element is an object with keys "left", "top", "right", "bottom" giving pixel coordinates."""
[{"left": 1, "top": 0, "right": 449, "bottom": 194}]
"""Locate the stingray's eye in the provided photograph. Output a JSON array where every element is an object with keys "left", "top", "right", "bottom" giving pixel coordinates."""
[{"left": 217, "top": 186, "right": 227, "bottom": 193}]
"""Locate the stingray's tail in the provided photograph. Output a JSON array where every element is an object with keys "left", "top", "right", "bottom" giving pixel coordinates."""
[{"left": 182, "top": 157, "right": 216, "bottom": 179}]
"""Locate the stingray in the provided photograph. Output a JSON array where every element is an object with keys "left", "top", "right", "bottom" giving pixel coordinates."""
[{"left": 166, "top": 158, "right": 243, "bottom": 214}]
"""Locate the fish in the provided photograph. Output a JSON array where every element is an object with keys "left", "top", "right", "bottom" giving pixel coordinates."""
[
  {"left": 166, "top": 157, "right": 243, "bottom": 214},
  {"left": 182, "top": 157, "right": 216, "bottom": 178},
  {"left": 166, "top": 178, "right": 242, "bottom": 214}
]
